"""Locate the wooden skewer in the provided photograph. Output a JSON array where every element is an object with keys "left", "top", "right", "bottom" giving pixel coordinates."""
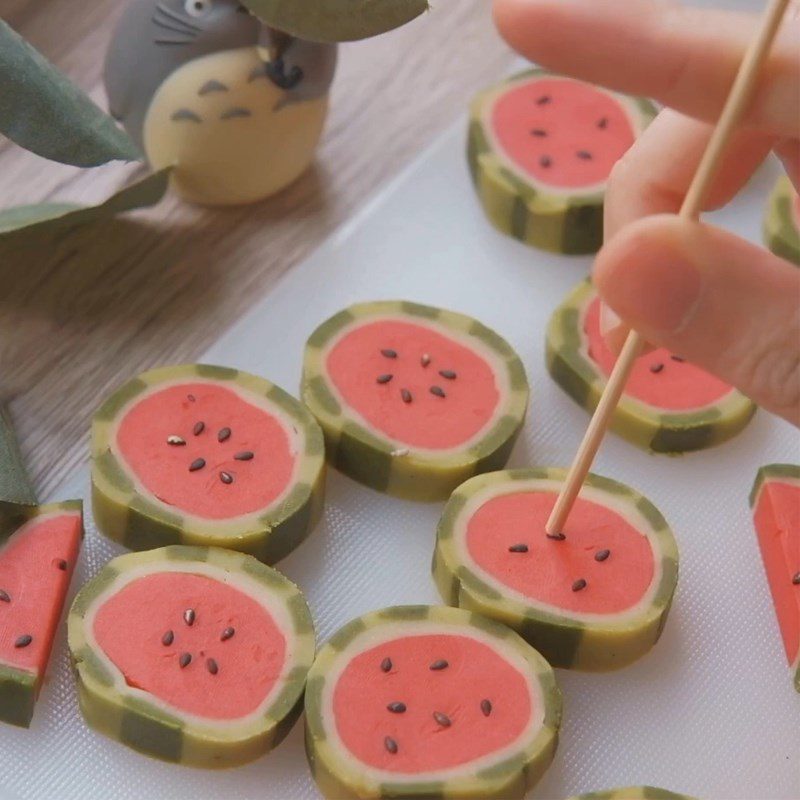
[{"left": 546, "top": 0, "right": 792, "bottom": 537}]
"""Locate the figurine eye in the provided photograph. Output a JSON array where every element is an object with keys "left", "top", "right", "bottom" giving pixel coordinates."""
[{"left": 184, "top": 0, "right": 212, "bottom": 17}]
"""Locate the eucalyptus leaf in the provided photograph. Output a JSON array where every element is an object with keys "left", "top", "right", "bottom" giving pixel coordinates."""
[
  {"left": 241, "top": 0, "right": 428, "bottom": 42},
  {"left": 0, "top": 404, "right": 36, "bottom": 507},
  {"left": 0, "top": 19, "right": 140, "bottom": 166},
  {"left": 0, "top": 168, "right": 172, "bottom": 238}
]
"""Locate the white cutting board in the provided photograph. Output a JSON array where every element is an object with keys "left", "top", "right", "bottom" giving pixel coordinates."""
[{"left": 2, "top": 40, "right": 799, "bottom": 800}]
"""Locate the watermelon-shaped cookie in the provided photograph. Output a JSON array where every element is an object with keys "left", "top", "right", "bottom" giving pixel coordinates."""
[
  {"left": 91, "top": 364, "right": 325, "bottom": 563},
  {"left": 302, "top": 301, "right": 528, "bottom": 501},
  {"left": 568, "top": 789, "right": 697, "bottom": 800},
  {"left": 305, "top": 605, "right": 561, "bottom": 799},
  {"left": 467, "top": 69, "right": 656, "bottom": 255},
  {"left": 750, "top": 464, "right": 800, "bottom": 693},
  {"left": 67, "top": 545, "right": 315, "bottom": 767},
  {"left": 0, "top": 501, "right": 83, "bottom": 727},
  {"left": 764, "top": 176, "right": 800, "bottom": 266},
  {"left": 433, "top": 468, "right": 678, "bottom": 671},
  {"left": 546, "top": 280, "right": 756, "bottom": 452}
]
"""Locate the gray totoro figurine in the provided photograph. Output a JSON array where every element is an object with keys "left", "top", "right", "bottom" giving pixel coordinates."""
[{"left": 105, "top": 0, "right": 337, "bottom": 205}]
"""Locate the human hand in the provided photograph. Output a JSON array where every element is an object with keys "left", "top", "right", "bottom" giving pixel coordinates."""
[{"left": 493, "top": 0, "right": 800, "bottom": 426}]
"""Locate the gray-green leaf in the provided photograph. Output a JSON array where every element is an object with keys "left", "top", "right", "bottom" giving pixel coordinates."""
[
  {"left": 241, "top": 0, "right": 429, "bottom": 42},
  {"left": 0, "top": 168, "right": 171, "bottom": 238},
  {"left": 0, "top": 19, "right": 141, "bottom": 166}
]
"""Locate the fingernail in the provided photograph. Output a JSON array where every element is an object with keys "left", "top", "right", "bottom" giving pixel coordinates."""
[{"left": 595, "top": 241, "right": 703, "bottom": 334}]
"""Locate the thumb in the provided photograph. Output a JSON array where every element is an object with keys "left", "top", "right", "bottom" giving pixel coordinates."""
[{"left": 593, "top": 214, "right": 800, "bottom": 426}]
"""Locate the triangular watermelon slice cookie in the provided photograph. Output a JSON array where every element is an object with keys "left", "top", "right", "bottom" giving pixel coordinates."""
[
  {"left": 546, "top": 280, "right": 756, "bottom": 452},
  {"left": 67, "top": 545, "right": 315, "bottom": 767},
  {"left": 301, "top": 301, "right": 529, "bottom": 501},
  {"left": 0, "top": 501, "right": 83, "bottom": 727},
  {"left": 568, "top": 788, "right": 697, "bottom": 800},
  {"left": 91, "top": 364, "right": 326, "bottom": 563},
  {"left": 0, "top": 404, "right": 84, "bottom": 728},
  {"left": 764, "top": 175, "right": 800, "bottom": 266},
  {"left": 750, "top": 464, "right": 800, "bottom": 693},
  {"left": 304, "top": 605, "right": 561, "bottom": 799},
  {"left": 467, "top": 69, "right": 656, "bottom": 254},
  {"left": 433, "top": 468, "right": 679, "bottom": 671}
]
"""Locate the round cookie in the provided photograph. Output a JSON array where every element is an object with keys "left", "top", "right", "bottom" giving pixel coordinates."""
[
  {"left": 433, "top": 468, "right": 679, "bottom": 671},
  {"left": 91, "top": 364, "right": 325, "bottom": 563},
  {"left": 68, "top": 546, "right": 315, "bottom": 766},
  {"left": 546, "top": 279, "right": 756, "bottom": 452},
  {"left": 301, "top": 301, "right": 529, "bottom": 501},
  {"left": 763, "top": 175, "right": 800, "bottom": 266},
  {"left": 467, "top": 69, "right": 656, "bottom": 254},
  {"left": 304, "top": 605, "right": 561, "bottom": 799}
]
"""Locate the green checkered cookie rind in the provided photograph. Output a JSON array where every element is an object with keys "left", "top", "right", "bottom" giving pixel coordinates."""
[
  {"left": 467, "top": 69, "right": 656, "bottom": 255},
  {"left": 91, "top": 364, "right": 326, "bottom": 564},
  {"left": 433, "top": 468, "right": 679, "bottom": 671},
  {"left": 305, "top": 605, "right": 561, "bottom": 799},
  {"left": 0, "top": 500, "right": 83, "bottom": 728},
  {"left": 567, "top": 787, "right": 698, "bottom": 800},
  {"left": 764, "top": 176, "right": 800, "bottom": 266},
  {"left": 67, "top": 545, "right": 315, "bottom": 767},
  {"left": 301, "top": 301, "right": 529, "bottom": 501},
  {"left": 546, "top": 279, "right": 756, "bottom": 452}
]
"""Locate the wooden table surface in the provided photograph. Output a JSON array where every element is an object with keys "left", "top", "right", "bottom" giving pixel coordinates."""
[{"left": 0, "top": 0, "right": 514, "bottom": 498}]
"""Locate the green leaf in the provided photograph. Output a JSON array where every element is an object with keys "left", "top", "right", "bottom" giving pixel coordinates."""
[
  {"left": 0, "top": 404, "right": 35, "bottom": 506},
  {"left": 241, "top": 0, "right": 428, "bottom": 42},
  {"left": 0, "top": 168, "right": 172, "bottom": 238},
  {"left": 0, "top": 19, "right": 140, "bottom": 166}
]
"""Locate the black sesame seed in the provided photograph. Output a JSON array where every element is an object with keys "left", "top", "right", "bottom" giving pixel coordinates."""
[
  {"left": 536, "top": 95, "right": 551, "bottom": 105},
  {"left": 508, "top": 543, "right": 529, "bottom": 553},
  {"left": 595, "top": 549, "right": 611, "bottom": 562},
  {"left": 793, "top": 572, "right": 800, "bottom": 585},
  {"left": 167, "top": 435, "right": 186, "bottom": 446},
  {"left": 193, "top": 421, "right": 205, "bottom": 436},
  {"left": 380, "top": 657, "right": 393, "bottom": 672},
  {"left": 572, "top": 578, "right": 587, "bottom": 592},
  {"left": 14, "top": 634, "right": 32, "bottom": 648},
  {"left": 189, "top": 457, "right": 206, "bottom": 472},
  {"left": 0, "top": 589, "right": 10, "bottom": 603},
  {"left": 387, "top": 702, "right": 407, "bottom": 713},
  {"left": 539, "top": 155, "right": 553, "bottom": 168},
  {"left": 218, "top": 427, "right": 232, "bottom": 442},
  {"left": 430, "top": 386, "right": 446, "bottom": 398},
  {"left": 576, "top": 150, "right": 593, "bottom": 160},
  {"left": 546, "top": 532, "right": 566, "bottom": 541},
  {"left": 162, "top": 630, "right": 175, "bottom": 646},
  {"left": 401, "top": 389, "right": 413, "bottom": 404},
  {"left": 188, "top": 394, "right": 196, "bottom": 402},
  {"left": 55, "top": 559, "right": 68, "bottom": 571},
  {"left": 376, "top": 374, "right": 394, "bottom": 384},
  {"left": 430, "top": 659, "right": 449, "bottom": 671},
  {"left": 384, "top": 736, "right": 398, "bottom": 754},
  {"left": 530, "top": 128, "right": 547, "bottom": 137},
  {"left": 480, "top": 699, "right": 492, "bottom": 717},
  {"left": 597, "top": 117, "right": 608, "bottom": 129},
  {"left": 221, "top": 627, "right": 235, "bottom": 641},
  {"left": 433, "top": 711, "right": 452, "bottom": 727},
  {"left": 207, "top": 658, "right": 219, "bottom": 675},
  {"left": 184, "top": 608, "right": 196, "bottom": 626},
  {"left": 234, "top": 451, "right": 254, "bottom": 461},
  {"left": 220, "top": 471, "right": 234, "bottom": 485},
  {"left": 381, "top": 349, "right": 398, "bottom": 359},
  {"left": 439, "top": 370, "right": 457, "bottom": 380},
  {"left": 179, "top": 652, "right": 192, "bottom": 668},
  {"left": 650, "top": 363, "right": 664, "bottom": 374},
  {"left": 671, "top": 355, "right": 686, "bottom": 363}
]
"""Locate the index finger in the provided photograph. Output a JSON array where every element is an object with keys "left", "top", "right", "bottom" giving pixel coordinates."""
[{"left": 493, "top": 0, "right": 800, "bottom": 138}]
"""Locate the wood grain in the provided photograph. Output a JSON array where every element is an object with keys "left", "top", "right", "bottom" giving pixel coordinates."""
[{"left": 0, "top": 0, "right": 514, "bottom": 498}]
